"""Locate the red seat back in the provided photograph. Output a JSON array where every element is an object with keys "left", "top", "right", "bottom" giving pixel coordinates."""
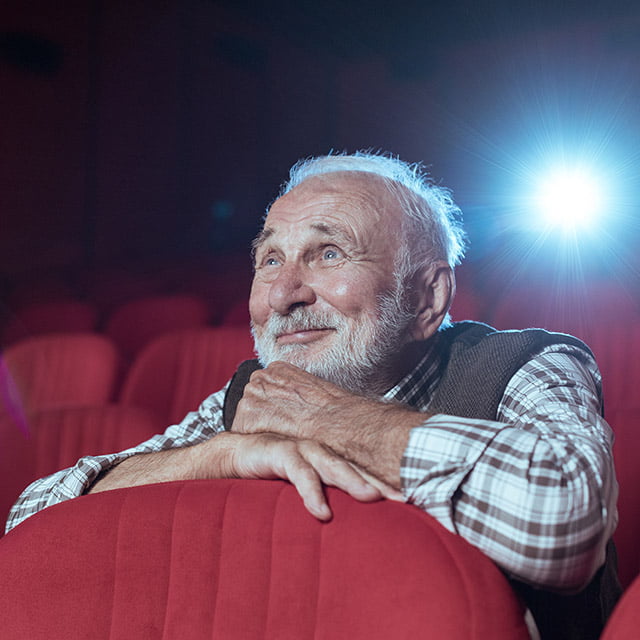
[
  {"left": 601, "top": 572, "right": 640, "bottom": 639},
  {"left": 1, "top": 333, "right": 121, "bottom": 415},
  {"left": 0, "top": 405, "right": 162, "bottom": 527},
  {"left": 120, "top": 327, "right": 255, "bottom": 425},
  {"left": 449, "top": 265, "right": 486, "bottom": 323},
  {"left": 83, "top": 267, "right": 165, "bottom": 315},
  {"left": 221, "top": 298, "right": 251, "bottom": 326},
  {"left": 587, "top": 325, "right": 640, "bottom": 415},
  {"left": 0, "top": 479, "right": 529, "bottom": 639},
  {"left": 490, "top": 282, "right": 639, "bottom": 340},
  {"left": 1, "top": 300, "right": 99, "bottom": 346},
  {"left": 449, "top": 287, "right": 483, "bottom": 323},
  {"left": 105, "top": 294, "right": 210, "bottom": 360},
  {"left": 608, "top": 407, "right": 640, "bottom": 589}
]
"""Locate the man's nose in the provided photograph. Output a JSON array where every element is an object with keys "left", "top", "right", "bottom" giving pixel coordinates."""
[{"left": 268, "top": 263, "right": 316, "bottom": 315}]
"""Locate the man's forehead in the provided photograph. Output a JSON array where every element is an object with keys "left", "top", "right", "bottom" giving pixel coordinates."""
[
  {"left": 265, "top": 172, "right": 400, "bottom": 225},
  {"left": 251, "top": 172, "right": 406, "bottom": 255}
]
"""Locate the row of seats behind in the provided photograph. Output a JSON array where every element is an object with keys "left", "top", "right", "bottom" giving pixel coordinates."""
[
  {"left": 0, "top": 327, "right": 256, "bottom": 529},
  {"left": 0, "top": 293, "right": 252, "bottom": 358}
]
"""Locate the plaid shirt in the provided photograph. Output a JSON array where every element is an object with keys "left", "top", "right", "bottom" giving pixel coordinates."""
[{"left": 6, "top": 341, "right": 616, "bottom": 592}]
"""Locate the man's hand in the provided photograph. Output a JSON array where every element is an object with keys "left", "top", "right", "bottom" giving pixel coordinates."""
[
  {"left": 89, "top": 361, "right": 424, "bottom": 519},
  {"left": 232, "top": 361, "right": 357, "bottom": 441},
  {"left": 231, "top": 361, "right": 428, "bottom": 489},
  {"left": 215, "top": 432, "right": 384, "bottom": 520},
  {"left": 89, "top": 430, "right": 385, "bottom": 521}
]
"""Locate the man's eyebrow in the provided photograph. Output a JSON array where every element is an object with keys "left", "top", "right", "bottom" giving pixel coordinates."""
[
  {"left": 309, "top": 222, "right": 353, "bottom": 244},
  {"left": 251, "top": 227, "right": 274, "bottom": 252},
  {"left": 252, "top": 222, "right": 352, "bottom": 252}
]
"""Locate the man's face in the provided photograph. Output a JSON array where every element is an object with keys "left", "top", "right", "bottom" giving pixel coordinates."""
[{"left": 249, "top": 172, "right": 416, "bottom": 394}]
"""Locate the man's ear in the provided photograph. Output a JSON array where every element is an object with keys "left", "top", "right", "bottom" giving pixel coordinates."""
[{"left": 409, "top": 261, "right": 455, "bottom": 341}]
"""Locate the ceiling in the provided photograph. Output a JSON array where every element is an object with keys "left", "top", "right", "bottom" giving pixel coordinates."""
[{"left": 214, "top": 0, "right": 640, "bottom": 63}]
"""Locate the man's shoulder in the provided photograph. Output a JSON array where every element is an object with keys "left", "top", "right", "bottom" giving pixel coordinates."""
[
  {"left": 441, "top": 320, "right": 591, "bottom": 355},
  {"left": 430, "top": 321, "right": 595, "bottom": 420}
]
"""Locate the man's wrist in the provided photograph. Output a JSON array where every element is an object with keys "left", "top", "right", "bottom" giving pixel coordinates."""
[
  {"left": 189, "top": 431, "right": 239, "bottom": 479},
  {"left": 85, "top": 468, "right": 110, "bottom": 494},
  {"left": 322, "top": 400, "right": 430, "bottom": 488}
]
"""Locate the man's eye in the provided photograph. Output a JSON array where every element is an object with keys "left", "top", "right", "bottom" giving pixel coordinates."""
[
  {"left": 322, "top": 247, "right": 341, "bottom": 260},
  {"left": 259, "top": 255, "right": 280, "bottom": 267}
]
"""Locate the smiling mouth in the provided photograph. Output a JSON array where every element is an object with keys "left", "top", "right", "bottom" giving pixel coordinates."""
[{"left": 276, "top": 327, "right": 335, "bottom": 345}]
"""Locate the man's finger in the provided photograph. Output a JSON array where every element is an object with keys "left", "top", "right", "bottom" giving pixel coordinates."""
[
  {"left": 283, "top": 455, "right": 333, "bottom": 521},
  {"left": 350, "top": 464, "right": 404, "bottom": 502},
  {"left": 298, "top": 441, "right": 383, "bottom": 503},
  {"left": 243, "top": 434, "right": 333, "bottom": 521}
]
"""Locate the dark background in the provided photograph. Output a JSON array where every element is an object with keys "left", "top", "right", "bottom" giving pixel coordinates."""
[{"left": 2, "top": 0, "right": 639, "bottom": 301}]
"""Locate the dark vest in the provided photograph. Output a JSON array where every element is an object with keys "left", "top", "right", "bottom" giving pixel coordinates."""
[{"left": 222, "top": 321, "right": 621, "bottom": 640}]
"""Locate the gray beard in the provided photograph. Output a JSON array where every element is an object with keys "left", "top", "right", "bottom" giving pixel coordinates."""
[{"left": 251, "top": 286, "right": 415, "bottom": 396}]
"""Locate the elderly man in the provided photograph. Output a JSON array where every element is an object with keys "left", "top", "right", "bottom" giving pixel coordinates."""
[{"left": 7, "top": 152, "right": 619, "bottom": 638}]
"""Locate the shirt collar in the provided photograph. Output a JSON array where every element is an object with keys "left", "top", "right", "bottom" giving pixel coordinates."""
[{"left": 383, "top": 333, "right": 444, "bottom": 411}]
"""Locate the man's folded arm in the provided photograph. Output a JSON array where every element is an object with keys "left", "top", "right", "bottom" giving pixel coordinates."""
[
  {"left": 5, "top": 384, "right": 388, "bottom": 532},
  {"left": 401, "top": 349, "right": 617, "bottom": 593},
  {"left": 6, "top": 347, "right": 617, "bottom": 597},
  {"left": 5, "top": 387, "right": 229, "bottom": 534}
]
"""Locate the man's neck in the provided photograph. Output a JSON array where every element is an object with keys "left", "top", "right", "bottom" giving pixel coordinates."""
[{"left": 379, "top": 336, "right": 435, "bottom": 396}]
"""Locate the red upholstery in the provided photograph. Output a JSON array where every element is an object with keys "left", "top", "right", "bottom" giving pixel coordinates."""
[
  {"left": 449, "top": 287, "right": 482, "bottom": 323},
  {"left": 180, "top": 257, "right": 253, "bottom": 323},
  {"left": 0, "top": 405, "right": 162, "bottom": 527},
  {"left": 601, "top": 573, "right": 640, "bottom": 639},
  {"left": 490, "top": 282, "right": 639, "bottom": 339},
  {"left": 0, "top": 479, "right": 529, "bottom": 639},
  {"left": 105, "top": 294, "right": 210, "bottom": 360},
  {"left": 82, "top": 265, "right": 168, "bottom": 315},
  {"left": 1, "top": 333, "right": 121, "bottom": 415},
  {"left": 449, "top": 265, "right": 485, "bottom": 323},
  {"left": 608, "top": 408, "right": 640, "bottom": 588},
  {"left": 588, "top": 325, "right": 640, "bottom": 415},
  {"left": 1, "top": 300, "right": 99, "bottom": 346},
  {"left": 120, "top": 327, "right": 255, "bottom": 425},
  {"left": 221, "top": 298, "right": 251, "bottom": 326}
]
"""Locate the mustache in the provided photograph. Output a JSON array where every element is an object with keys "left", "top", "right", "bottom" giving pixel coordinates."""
[{"left": 260, "top": 307, "right": 345, "bottom": 337}]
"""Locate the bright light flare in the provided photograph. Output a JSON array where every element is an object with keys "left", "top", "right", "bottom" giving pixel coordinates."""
[{"left": 533, "top": 166, "right": 604, "bottom": 231}]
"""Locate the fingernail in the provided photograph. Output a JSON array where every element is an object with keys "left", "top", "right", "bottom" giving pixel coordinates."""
[
  {"left": 361, "top": 486, "right": 381, "bottom": 500},
  {"left": 313, "top": 503, "right": 332, "bottom": 521}
]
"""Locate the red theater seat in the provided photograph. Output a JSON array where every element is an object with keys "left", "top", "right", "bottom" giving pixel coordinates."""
[
  {"left": 490, "top": 281, "right": 639, "bottom": 340},
  {"left": 105, "top": 294, "right": 210, "bottom": 360},
  {"left": 608, "top": 407, "right": 640, "bottom": 589},
  {"left": 1, "top": 300, "right": 99, "bottom": 346},
  {"left": 221, "top": 298, "right": 251, "bottom": 326},
  {"left": 119, "top": 327, "right": 255, "bottom": 425},
  {"left": 1, "top": 333, "right": 121, "bottom": 415},
  {"left": 601, "top": 573, "right": 640, "bottom": 640},
  {"left": 83, "top": 266, "right": 166, "bottom": 315},
  {"left": 449, "top": 286, "right": 483, "bottom": 323},
  {"left": 0, "top": 479, "right": 529, "bottom": 639},
  {"left": 179, "top": 255, "right": 253, "bottom": 323},
  {"left": 587, "top": 324, "right": 640, "bottom": 415},
  {"left": 0, "top": 405, "right": 162, "bottom": 528},
  {"left": 449, "top": 264, "right": 486, "bottom": 323}
]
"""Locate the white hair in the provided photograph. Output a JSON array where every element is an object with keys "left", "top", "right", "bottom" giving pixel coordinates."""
[{"left": 279, "top": 151, "right": 467, "bottom": 280}]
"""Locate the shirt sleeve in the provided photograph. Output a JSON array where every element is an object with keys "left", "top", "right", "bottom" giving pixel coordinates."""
[
  {"left": 401, "top": 344, "right": 617, "bottom": 592},
  {"left": 5, "top": 385, "right": 229, "bottom": 534}
]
